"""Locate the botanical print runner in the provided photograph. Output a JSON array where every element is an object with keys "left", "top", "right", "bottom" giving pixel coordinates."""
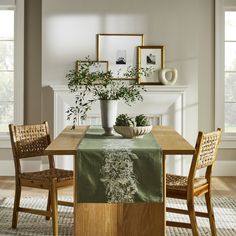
[{"left": 76, "top": 127, "right": 163, "bottom": 203}]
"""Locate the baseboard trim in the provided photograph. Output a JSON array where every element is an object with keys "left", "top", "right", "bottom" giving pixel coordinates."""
[
  {"left": 0, "top": 161, "right": 15, "bottom": 176},
  {"left": 0, "top": 160, "right": 43, "bottom": 176},
  {"left": 213, "top": 161, "right": 236, "bottom": 176}
]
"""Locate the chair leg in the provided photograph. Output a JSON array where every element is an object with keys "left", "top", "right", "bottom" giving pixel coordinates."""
[
  {"left": 46, "top": 191, "right": 51, "bottom": 220},
  {"left": 12, "top": 184, "right": 21, "bottom": 229},
  {"left": 50, "top": 179, "right": 58, "bottom": 236},
  {"left": 187, "top": 199, "right": 199, "bottom": 236},
  {"left": 205, "top": 191, "right": 217, "bottom": 236}
]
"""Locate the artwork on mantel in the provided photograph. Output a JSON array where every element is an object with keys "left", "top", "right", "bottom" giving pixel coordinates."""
[
  {"left": 74, "top": 33, "right": 178, "bottom": 85},
  {"left": 97, "top": 34, "right": 144, "bottom": 79},
  {"left": 137, "top": 46, "right": 164, "bottom": 85}
]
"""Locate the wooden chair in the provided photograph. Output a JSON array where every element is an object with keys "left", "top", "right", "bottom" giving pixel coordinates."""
[
  {"left": 166, "top": 128, "right": 222, "bottom": 236},
  {"left": 9, "top": 121, "right": 74, "bottom": 236}
]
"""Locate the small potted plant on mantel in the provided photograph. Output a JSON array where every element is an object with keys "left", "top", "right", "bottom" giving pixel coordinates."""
[{"left": 66, "top": 59, "right": 153, "bottom": 135}]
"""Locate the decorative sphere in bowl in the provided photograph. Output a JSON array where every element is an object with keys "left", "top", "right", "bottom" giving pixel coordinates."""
[{"left": 113, "top": 125, "right": 153, "bottom": 138}]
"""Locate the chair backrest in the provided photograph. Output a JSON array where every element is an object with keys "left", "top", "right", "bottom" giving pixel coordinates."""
[
  {"left": 188, "top": 128, "right": 222, "bottom": 184},
  {"left": 9, "top": 121, "right": 54, "bottom": 175},
  {"left": 195, "top": 129, "right": 222, "bottom": 170}
]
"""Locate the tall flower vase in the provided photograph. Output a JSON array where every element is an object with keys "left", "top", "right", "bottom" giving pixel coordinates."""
[{"left": 100, "top": 100, "right": 118, "bottom": 136}]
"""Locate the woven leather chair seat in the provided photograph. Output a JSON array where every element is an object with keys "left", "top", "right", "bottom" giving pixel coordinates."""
[
  {"left": 166, "top": 174, "right": 207, "bottom": 191},
  {"left": 20, "top": 168, "right": 73, "bottom": 182}
]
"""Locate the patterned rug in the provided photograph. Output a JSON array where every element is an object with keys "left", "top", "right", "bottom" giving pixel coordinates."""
[
  {"left": 166, "top": 197, "right": 236, "bottom": 236},
  {"left": 0, "top": 196, "right": 235, "bottom": 235}
]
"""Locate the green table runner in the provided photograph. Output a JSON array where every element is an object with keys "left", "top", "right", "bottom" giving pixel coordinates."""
[{"left": 76, "top": 127, "right": 163, "bottom": 203}]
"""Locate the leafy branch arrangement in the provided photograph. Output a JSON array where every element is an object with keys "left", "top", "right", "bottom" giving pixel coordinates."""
[
  {"left": 66, "top": 58, "right": 153, "bottom": 126},
  {"left": 115, "top": 114, "right": 150, "bottom": 127}
]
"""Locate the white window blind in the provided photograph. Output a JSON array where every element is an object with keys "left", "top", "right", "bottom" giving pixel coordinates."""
[
  {"left": 0, "top": 0, "right": 24, "bottom": 148},
  {"left": 215, "top": 0, "right": 236, "bottom": 148},
  {"left": 0, "top": 9, "right": 14, "bottom": 133},
  {"left": 225, "top": 11, "right": 236, "bottom": 133}
]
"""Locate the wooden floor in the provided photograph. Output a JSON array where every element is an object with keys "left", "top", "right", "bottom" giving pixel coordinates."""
[
  {"left": 211, "top": 176, "right": 236, "bottom": 198},
  {"left": 0, "top": 176, "right": 235, "bottom": 200}
]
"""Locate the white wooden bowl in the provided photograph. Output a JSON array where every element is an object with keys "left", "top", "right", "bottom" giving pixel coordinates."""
[{"left": 113, "top": 125, "right": 153, "bottom": 139}]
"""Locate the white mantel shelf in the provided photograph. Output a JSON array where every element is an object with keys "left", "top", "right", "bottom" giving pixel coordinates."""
[{"left": 49, "top": 84, "right": 188, "bottom": 92}]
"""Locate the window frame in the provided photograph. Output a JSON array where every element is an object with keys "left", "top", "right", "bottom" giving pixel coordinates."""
[
  {"left": 0, "top": 0, "right": 24, "bottom": 148},
  {"left": 215, "top": 0, "right": 236, "bottom": 148}
]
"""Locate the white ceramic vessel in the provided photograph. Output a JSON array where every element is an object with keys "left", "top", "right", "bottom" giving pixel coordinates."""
[{"left": 100, "top": 100, "right": 118, "bottom": 136}]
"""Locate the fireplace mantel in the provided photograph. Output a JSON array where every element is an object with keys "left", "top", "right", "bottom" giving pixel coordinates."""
[{"left": 49, "top": 84, "right": 187, "bottom": 135}]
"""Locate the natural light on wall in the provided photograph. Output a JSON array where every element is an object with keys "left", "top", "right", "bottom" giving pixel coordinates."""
[
  {"left": 0, "top": 10, "right": 14, "bottom": 133},
  {"left": 225, "top": 11, "right": 236, "bottom": 133}
]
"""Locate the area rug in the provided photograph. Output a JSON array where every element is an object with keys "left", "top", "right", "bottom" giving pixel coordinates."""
[
  {"left": 166, "top": 197, "right": 236, "bottom": 236},
  {"left": 0, "top": 196, "right": 235, "bottom": 235}
]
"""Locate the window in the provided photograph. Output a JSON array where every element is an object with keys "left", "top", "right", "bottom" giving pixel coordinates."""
[
  {"left": 0, "top": 0, "right": 24, "bottom": 147},
  {"left": 215, "top": 0, "right": 236, "bottom": 148}
]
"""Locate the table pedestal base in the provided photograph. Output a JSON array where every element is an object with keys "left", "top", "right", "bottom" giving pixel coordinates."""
[{"left": 74, "top": 203, "right": 165, "bottom": 236}]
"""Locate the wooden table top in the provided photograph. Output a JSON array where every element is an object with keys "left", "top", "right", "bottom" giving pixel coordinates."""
[
  {"left": 152, "top": 126, "right": 195, "bottom": 155},
  {"left": 45, "top": 125, "right": 195, "bottom": 156}
]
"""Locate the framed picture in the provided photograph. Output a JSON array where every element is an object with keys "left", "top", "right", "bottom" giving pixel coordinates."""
[
  {"left": 76, "top": 60, "right": 108, "bottom": 73},
  {"left": 137, "top": 46, "right": 165, "bottom": 84},
  {"left": 97, "top": 34, "right": 144, "bottom": 79}
]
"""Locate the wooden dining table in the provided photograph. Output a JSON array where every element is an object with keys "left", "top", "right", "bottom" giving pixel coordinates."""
[{"left": 45, "top": 125, "right": 195, "bottom": 236}]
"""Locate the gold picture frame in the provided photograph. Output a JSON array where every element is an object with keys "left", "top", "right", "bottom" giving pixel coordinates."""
[
  {"left": 137, "top": 46, "right": 165, "bottom": 85},
  {"left": 97, "top": 34, "right": 144, "bottom": 79}
]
